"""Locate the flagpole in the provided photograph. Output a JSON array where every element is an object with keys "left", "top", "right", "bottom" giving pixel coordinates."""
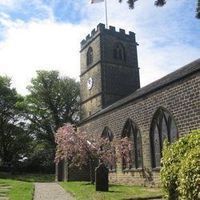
[{"left": 104, "top": 0, "right": 108, "bottom": 28}]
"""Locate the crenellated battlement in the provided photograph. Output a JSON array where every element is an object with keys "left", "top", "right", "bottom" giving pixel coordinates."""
[{"left": 80, "top": 23, "right": 136, "bottom": 49}]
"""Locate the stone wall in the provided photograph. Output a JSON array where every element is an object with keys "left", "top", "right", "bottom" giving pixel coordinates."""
[{"left": 79, "top": 60, "right": 200, "bottom": 185}]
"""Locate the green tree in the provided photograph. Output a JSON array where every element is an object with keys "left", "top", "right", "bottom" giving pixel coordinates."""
[
  {"left": 0, "top": 76, "right": 31, "bottom": 168},
  {"left": 119, "top": 0, "right": 200, "bottom": 19},
  {"left": 119, "top": 0, "right": 165, "bottom": 8},
  {"left": 23, "top": 70, "right": 80, "bottom": 148}
]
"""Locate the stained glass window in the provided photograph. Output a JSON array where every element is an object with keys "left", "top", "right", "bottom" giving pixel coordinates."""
[
  {"left": 136, "top": 131, "right": 143, "bottom": 168},
  {"left": 150, "top": 108, "right": 178, "bottom": 168},
  {"left": 101, "top": 127, "right": 113, "bottom": 142},
  {"left": 154, "top": 125, "right": 161, "bottom": 167}
]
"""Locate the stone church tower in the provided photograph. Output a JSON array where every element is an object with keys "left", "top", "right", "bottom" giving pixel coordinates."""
[{"left": 80, "top": 23, "right": 140, "bottom": 120}]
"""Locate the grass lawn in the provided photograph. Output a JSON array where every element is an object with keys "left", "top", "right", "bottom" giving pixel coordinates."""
[
  {"left": 60, "top": 181, "right": 163, "bottom": 200},
  {"left": 0, "top": 178, "right": 33, "bottom": 200},
  {"left": 0, "top": 172, "right": 54, "bottom": 200}
]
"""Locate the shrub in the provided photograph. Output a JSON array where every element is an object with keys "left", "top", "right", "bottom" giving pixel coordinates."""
[
  {"left": 161, "top": 130, "right": 200, "bottom": 200},
  {"left": 178, "top": 147, "right": 200, "bottom": 200}
]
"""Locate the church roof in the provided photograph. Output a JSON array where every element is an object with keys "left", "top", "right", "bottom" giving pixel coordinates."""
[{"left": 79, "top": 58, "right": 200, "bottom": 124}]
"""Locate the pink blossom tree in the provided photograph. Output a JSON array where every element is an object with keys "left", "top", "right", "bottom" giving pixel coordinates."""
[
  {"left": 55, "top": 123, "right": 117, "bottom": 183},
  {"left": 55, "top": 123, "right": 133, "bottom": 183},
  {"left": 119, "top": 137, "right": 133, "bottom": 169}
]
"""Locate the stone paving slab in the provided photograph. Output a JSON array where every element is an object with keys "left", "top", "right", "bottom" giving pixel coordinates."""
[{"left": 34, "top": 183, "right": 74, "bottom": 200}]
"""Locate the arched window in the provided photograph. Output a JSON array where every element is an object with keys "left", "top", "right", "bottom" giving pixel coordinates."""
[
  {"left": 101, "top": 126, "right": 113, "bottom": 142},
  {"left": 87, "top": 47, "right": 93, "bottom": 66},
  {"left": 150, "top": 108, "right": 178, "bottom": 168},
  {"left": 113, "top": 43, "right": 126, "bottom": 61},
  {"left": 101, "top": 127, "right": 115, "bottom": 170},
  {"left": 121, "top": 119, "right": 143, "bottom": 169}
]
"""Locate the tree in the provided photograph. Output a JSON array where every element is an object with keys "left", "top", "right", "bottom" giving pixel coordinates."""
[
  {"left": 19, "top": 71, "right": 79, "bottom": 173},
  {"left": 55, "top": 124, "right": 116, "bottom": 183},
  {"left": 22, "top": 70, "right": 80, "bottom": 148},
  {"left": 119, "top": 0, "right": 200, "bottom": 19},
  {"left": 119, "top": 136, "right": 133, "bottom": 169},
  {"left": 0, "top": 76, "right": 31, "bottom": 169},
  {"left": 55, "top": 124, "right": 133, "bottom": 183}
]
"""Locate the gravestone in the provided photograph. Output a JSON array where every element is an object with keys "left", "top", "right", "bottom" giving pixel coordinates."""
[{"left": 95, "top": 162, "right": 109, "bottom": 191}]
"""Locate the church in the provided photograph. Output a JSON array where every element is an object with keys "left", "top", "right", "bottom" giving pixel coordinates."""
[{"left": 58, "top": 23, "right": 200, "bottom": 185}]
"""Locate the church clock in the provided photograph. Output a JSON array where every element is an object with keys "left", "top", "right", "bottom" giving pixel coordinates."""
[{"left": 87, "top": 77, "right": 93, "bottom": 90}]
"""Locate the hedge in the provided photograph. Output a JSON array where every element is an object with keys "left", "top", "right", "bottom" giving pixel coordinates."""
[{"left": 161, "top": 130, "right": 200, "bottom": 200}]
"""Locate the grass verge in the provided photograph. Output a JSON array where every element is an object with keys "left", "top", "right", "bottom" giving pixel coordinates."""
[
  {"left": 0, "top": 172, "right": 54, "bottom": 200},
  {"left": 60, "top": 181, "right": 163, "bottom": 200},
  {"left": 0, "top": 178, "right": 33, "bottom": 200}
]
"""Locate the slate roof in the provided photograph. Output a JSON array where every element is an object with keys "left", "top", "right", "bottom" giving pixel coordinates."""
[{"left": 79, "top": 58, "right": 200, "bottom": 125}]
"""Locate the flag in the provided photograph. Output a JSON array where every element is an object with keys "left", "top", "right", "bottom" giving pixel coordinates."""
[{"left": 91, "top": 0, "right": 104, "bottom": 4}]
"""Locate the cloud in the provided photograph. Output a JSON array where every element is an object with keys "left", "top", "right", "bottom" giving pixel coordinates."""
[
  {"left": 0, "top": 19, "right": 90, "bottom": 94},
  {"left": 0, "top": 0, "right": 14, "bottom": 6},
  {"left": 0, "top": 0, "right": 199, "bottom": 95}
]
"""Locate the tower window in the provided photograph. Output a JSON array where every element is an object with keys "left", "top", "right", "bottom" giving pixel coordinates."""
[
  {"left": 150, "top": 108, "right": 178, "bottom": 168},
  {"left": 113, "top": 43, "right": 126, "bottom": 61},
  {"left": 87, "top": 47, "right": 93, "bottom": 66}
]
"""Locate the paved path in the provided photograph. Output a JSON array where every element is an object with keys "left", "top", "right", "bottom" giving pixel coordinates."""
[{"left": 34, "top": 183, "right": 74, "bottom": 200}]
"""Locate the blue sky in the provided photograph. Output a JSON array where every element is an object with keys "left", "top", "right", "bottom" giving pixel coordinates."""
[{"left": 0, "top": 0, "right": 199, "bottom": 94}]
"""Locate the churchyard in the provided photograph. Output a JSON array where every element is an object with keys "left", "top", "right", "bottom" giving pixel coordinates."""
[
  {"left": 0, "top": 172, "right": 162, "bottom": 200},
  {"left": 0, "top": 2, "right": 199, "bottom": 198}
]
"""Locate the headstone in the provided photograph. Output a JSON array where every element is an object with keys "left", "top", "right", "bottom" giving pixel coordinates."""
[{"left": 95, "top": 162, "right": 109, "bottom": 191}]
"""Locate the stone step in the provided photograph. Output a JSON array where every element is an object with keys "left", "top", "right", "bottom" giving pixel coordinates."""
[
  {"left": 0, "top": 197, "right": 9, "bottom": 200},
  {"left": 0, "top": 194, "right": 7, "bottom": 197},
  {"left": 0, "top": 185, "right": 10, "bottom": 187},
  {"left": 0, "top": 188, "right": 11, "bottom": 191},
  {"left": 0, "top": 186, "right": 11, "bottom": 190}
]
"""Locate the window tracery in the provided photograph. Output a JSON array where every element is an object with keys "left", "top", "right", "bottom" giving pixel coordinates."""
[{"left": 150, "top": 108, "right": 178, "bottom": 168}]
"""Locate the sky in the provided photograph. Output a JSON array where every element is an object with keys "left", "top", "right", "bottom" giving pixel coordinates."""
[{"left": 0, "top": 0, "right": 199, "bottom": 94}]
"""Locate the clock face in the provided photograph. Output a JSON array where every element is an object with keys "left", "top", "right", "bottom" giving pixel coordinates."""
[{"left": 87, "top": 77, "right": 93, "bottom": 90}]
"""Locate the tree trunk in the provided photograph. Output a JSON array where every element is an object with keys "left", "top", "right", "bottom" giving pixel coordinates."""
[{"left": 89, "top": 158, "right": 95, "bottom": 184}]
